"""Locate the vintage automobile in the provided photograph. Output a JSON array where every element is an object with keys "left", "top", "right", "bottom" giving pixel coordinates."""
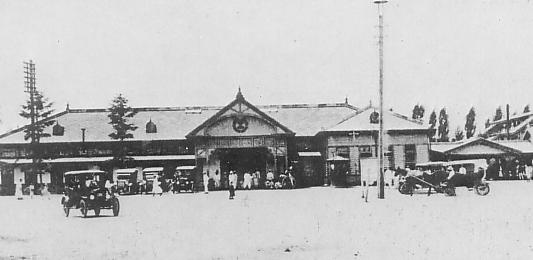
[
  {"left": 61, "top": 170, "right": 120, "bottom": 218},
  {"left": 115, "top": 168, "right": 140, "bottom": 195},
  {"left": 141, "top": 167, "right": 164, "bottom": 194},
  {"left": 174, "top": 166, "right": 195, "bottom": 193},
  {"left": 399, "top": 160, "right": 490, "bottom": 196}
]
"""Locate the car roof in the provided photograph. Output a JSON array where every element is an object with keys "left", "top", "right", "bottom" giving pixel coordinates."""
[
  {"left": 143, "top": 167, "right": 164, "bottom": 173},
  {"left": 64, "top": 170, "right": 107, "bottom": 176},
  {"left": 175, "top": 166, "right": 196, "bottom": 170},
  {"left": 115, "top": 168, "right": 139, "bottom": 174}
]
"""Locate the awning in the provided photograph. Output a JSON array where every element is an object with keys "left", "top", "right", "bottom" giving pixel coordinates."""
[
  {"left": 326, "top": 155, "right": 349, "bottom": 161},
  {"left": 0, "top": 154, "right": 196, "bottom": 165},
  {"left": 131, "top": 155, "right": 195, "bottom": 161},
  {"left": 64, "top": 170, "right": 106, "bottom": 176},
  {"left": 298, "top": 152, "right": 322, "bottom": 157}
]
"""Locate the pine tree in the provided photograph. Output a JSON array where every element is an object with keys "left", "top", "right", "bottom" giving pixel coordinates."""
[
  {"left": 465, "top": 107, "right": 476, "bottom": 139},
  {"left": 108, "top": 94, "right": 138, "bottom": 167},
  {"left": 454, "top": 127, "right": 464, "bottom": 141},
  {"left": 19, "top": 61, "right": 55, "bottom": 184},
  {"left": 485, "top": 118, "right": 491, "bottom": 129},
  {"left": 412, "top": 104, "right": 425, "bottom": 120},
  {"left": 493, "top": 106, "right": 503, "bottom": 121},
  {"left": 438, "top": 108, "right": 449, "bottom": 142},
  {"left": 428, "top": 110, "right": 437, "bottom": 141},
  {"left": 524, "top": 105, "right": 530, "bottom": 114}
]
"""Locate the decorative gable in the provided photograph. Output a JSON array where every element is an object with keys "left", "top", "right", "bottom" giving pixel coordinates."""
[{"left": 186, "top": 89, "right": 294, "bottom": 138}]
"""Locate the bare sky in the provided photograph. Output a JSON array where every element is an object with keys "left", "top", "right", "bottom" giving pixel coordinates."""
[{"left": 1, "top": 0, "right": 532, "bottom": 135}]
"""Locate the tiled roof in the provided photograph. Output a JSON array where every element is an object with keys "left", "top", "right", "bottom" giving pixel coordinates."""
[
  {"left": 324, "top": 106, "right": 428, "bottom": 132},
  {"left": 0, "top": 103, "right": 358, "bottom": 144}
]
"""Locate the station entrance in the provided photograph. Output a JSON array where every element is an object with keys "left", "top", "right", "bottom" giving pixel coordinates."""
[{"left": 218, "top": 148, "right": 269, "bottom": 174}]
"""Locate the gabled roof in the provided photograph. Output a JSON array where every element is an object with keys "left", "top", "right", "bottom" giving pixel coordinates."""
[
  {"left": 186, "top": 90, "right": 294, "bottom": 137},
  {"left": 0, "top": 95, "right": 358, "bottom": 144},
  {"left": 430, "top": 137, "right": 532, "bottom": 155},
  {"left": 323, "top": 106, "right": 428, "bottom": 133}
]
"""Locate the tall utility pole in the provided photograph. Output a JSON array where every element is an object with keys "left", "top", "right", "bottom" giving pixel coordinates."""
[
  {"left": 23, "top": 60, "right": 39, "bottom": 183},
  {"left": 374, "top": 0, "right": 387, "bottom": 199}
]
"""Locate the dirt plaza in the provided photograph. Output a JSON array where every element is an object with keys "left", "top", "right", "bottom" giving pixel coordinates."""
[{"left": 2, "top": 181, "right": 533, "bottom": 260}]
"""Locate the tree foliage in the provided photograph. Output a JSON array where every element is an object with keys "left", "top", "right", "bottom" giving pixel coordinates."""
[
  {"left": 484, "top": 118, "right": 491, "bottom": 129},
  {"left": 465, "top": 107, "right": 476, "bottom": 139},
  {"left": 412, "top": 104, "right": 425, "bottom": 120},
  {"left": 19, "top": 65, "right": 55, "bottom": 183},
  {"left": 493, "top": 106, "right": 503, "bottom": 121},
  {"left": 438, "top": 108, "right": 449, "bottom": 142},
  {"left": 20, "top": 89, "right": 55, "bottom": 143},
  {"left": 428, "top": 110, "right": 437, "bottom": 141},
  {"left": 108, "top": 94, "right": 138, "bottom": 165},
  {"left": 454, "top": 127, "right": 464, "bottom": 141},
  {"left": 524, "top": 104, "right": 530, "bottom": 114}
]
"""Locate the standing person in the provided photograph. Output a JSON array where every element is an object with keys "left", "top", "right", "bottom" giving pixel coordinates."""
[
  {"left": 152, "top": 176, "right": 163, "bottom": 196},
  {"left": 15, "top": 178, "right": 23, "bottom": 200},
  {"left": 266, "top": 170, "right": 274, "bottom": 189},
  {"left": 252, "top": 171, "right": 260, "bottom": 189},
  {"left": 228, "top": 171, "right": 236, "bottom": 199},
  {"left": 214, "top": 170, "right": 221, "bottom": 190},
  {"left": 384, "top": 167, "right": 392, "bottom": 188},
  {"left": 203, "top": 172, "right": 210, "bottom": 194},
  {"left": 29, "top": 181, "right": 35, "bottom": 199},
  {"left": 40, "top": 184, "right": 51, "bottom": 199},
  {"left": 526, "top": 164, "right": 533, "bottom": 182},
  {"left": 243, "top": 172, "right": 252, "bottom": 190}
]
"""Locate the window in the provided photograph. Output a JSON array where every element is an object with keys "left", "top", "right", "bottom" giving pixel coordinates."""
[
  {"left": 405, "top": 144, "right": 417, "bottom": 168},
  {"left": 359, "top": 146, "right": 373, "bottom": 158},
  {"left": 336, "top": 146, "right": 350, "bottom": 159},
  {"left": 146, "top": 119, "right": 157, "bottom": 134},
  {"left": 52, "top": 122, "right": 65, "bottom": 136},
  {"left": 369, "top": 111, "right": 380, "bottom": 124}
]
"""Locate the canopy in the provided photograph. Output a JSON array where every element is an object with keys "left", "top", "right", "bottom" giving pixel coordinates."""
[
  {"left": 64, "top": 170, "right": 106, "bottom": 176},
  {"left": 326, "top": 155, "right": 349, "bottom": 161},
  {"left": 298, "top": 152, "right": 322, "bottom": 157}
]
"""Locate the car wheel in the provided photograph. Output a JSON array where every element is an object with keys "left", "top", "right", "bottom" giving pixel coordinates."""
[
  {"left": 94, "top": 206, "right": 100, "bottom": 217},
  {"left": 399, "top": 183, "right": 412, "bottom": 195},
  {"left": 112, "top": 198, "right": 120, "bottom": 217},
  {"left": 444, "top": 187, "right": 456, "bottom": 196},
  {"left": 475, "top": 183, "right": 490, "bottom": 196},
  {"left": 63, "top": 204, "right": 70, "bottom": 217},
  {"left": 80, "top": 200, "right": 88, "bottom": 218}
]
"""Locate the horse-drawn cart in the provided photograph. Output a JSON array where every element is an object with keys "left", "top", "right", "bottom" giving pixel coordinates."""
[{"left": 398, "top": 160, "right": 490, "bottom": 196}]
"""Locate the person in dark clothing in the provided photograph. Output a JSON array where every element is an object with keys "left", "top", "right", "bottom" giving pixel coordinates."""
[{"left": 228, "top": 171, "right": 236, "bottom": 199}]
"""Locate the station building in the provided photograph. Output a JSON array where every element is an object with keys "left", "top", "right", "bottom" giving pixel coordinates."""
[{"left": 0, "top": 90, "right": 432, "bottom": 194}]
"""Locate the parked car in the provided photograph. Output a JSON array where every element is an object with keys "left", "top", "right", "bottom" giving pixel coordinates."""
[
  {"left": 61, "top": 170, "right": 120, "bottom": 218},
  {"left": 141, "top": 167, "right": 164, "bottom": 194},
  {"left": 115, "top": 168, "right": 140, "bottom": 195},
  {"left": 175, "top": 166, "right": 195, "bottom": 193}
]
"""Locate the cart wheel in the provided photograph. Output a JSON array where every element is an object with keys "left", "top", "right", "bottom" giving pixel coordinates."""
[
  {"left": 399, "top": 183, "right": 412, "bottom": 195},
  {"left": 80, "top": 200, "right": 88, "bottom": 218},
  {"left": 94, "top": 206, "right": 100, "bottom": 217},
  {"left": 444, "top": 187, "right": 456, "bottom": 196},
  {"left": 475, "top": 183, "right": 490, "bottom": 196},
  {"left": 63, "top": 204, "right": 70, "bottom": 217},
  {"left": 112, "top": 198, "right": 120, "bottom": 216}
]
